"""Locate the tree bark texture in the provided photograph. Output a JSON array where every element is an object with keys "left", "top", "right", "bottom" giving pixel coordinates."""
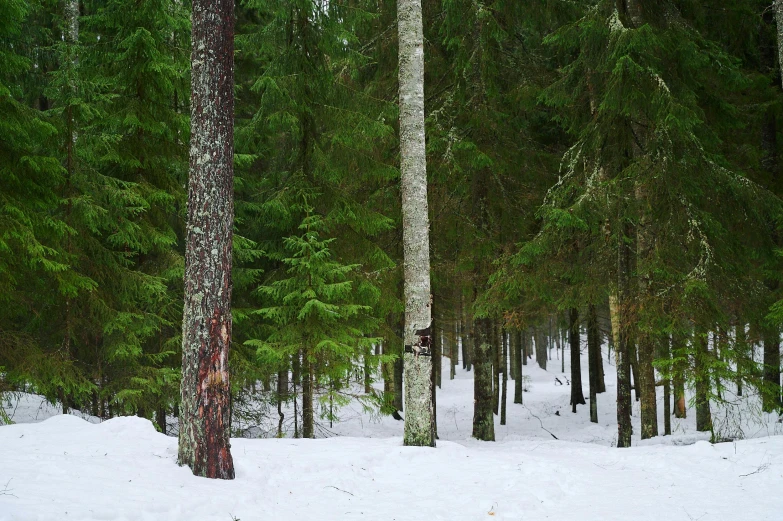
[
  {"left": 569, "top": 308, "right": 585, "bottom": 413},
  {"left": 534, "top": 326, "right": 547, "bottom": 370},
  {"left": 303, "top": 351, "right": 314, "bottom": 438},
  {"left": 513, "top": 330, "right": 523, "bottom": 404},
  {"left": 472, "top": 318, "right": 495, "bottom": 441},
  {"left": 762, "top": 326, "right": 782, "bottom": 413},
  {"left": 587, "top": 304, "right": 600, "bottom": 423},
  {"left": 672, "top": 332, "right": 687, "bottom": 418},
  {"left": 616, "top": 222, "right": 633, "bottom": 448},
  {"left": 736, "top": 324, "right": 746, "bottom": 397},
  {"left": 178, "top": 0, "right": 236, "bottom": 480},
  {"left": 493, "top": 321, "right": 501, "bottom": 416},
  {"left": 776, "top": 0, "right": 783, "bottom": 90},
  {"left": 500, "top": 330, "right": 508, "bottom": 426},
  {"left": 398, "top": 0, "right": 435, "bottom": 447},
  {"left": 694, "top": 332, "right": 712, "bottom": 433}
]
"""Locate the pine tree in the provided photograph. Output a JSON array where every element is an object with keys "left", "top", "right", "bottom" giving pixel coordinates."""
[{"left": 178, "top": 0, "right": 236, "bottom": 480}]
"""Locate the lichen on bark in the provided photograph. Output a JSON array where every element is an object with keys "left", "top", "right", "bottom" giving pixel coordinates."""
[
  {"left": 398, "top": 0, "right": 435, "bottom": 447},
  {"left": 177, "top": 0, "right": 236, "bottom": 480}
]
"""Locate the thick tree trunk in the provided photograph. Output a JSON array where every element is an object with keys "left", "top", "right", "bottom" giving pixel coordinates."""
[
  {"left": 472, "top": 318, "right": 495, "bottom": 441},
  {"left": 178, "top": 0, "right": 235, "bottom": 480},
  {"left": 534, "top": 326, "right": 547, "bottom": 370},
  {"left": 398, "top": 0, "right": 435, "bottom": 447},
  {"left": 587, "top": 304, "right": 600, "bottom": 423},
  {"left": 156, "top": 407, "right": 167, "bottom": 435},
  {"left": 569, "top": 308, "right": 585, "bottom": 413},
  {"left": 694, "top": 332, "right": 712, "bottom": 432}
]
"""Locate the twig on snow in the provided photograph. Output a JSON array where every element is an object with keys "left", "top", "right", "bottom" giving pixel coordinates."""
[
  {"left": 523, "top": 405, "right": 558, "bottom": 440},
  {"left": 0, "top": 479, "right": 17, "bottom": 498},
  {"left": 325, "top": 485, "right": 355, "bottom": 497}
]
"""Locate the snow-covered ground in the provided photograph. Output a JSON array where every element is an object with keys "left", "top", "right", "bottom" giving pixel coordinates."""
[{"left": 2, "top": 348, "right": 783, "bottom": 520}]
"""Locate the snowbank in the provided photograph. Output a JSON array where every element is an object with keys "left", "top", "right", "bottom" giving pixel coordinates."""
[{"left": 1, "top": 414, "right": 782, "bottom": 521}]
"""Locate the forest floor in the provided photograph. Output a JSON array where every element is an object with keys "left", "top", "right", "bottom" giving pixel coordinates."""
[{"left": 2, "top": 348, "right": 783, "bottom": 520}]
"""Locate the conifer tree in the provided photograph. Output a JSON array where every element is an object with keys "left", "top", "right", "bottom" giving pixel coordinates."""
[{"left": 249, "top": 212, "right": 380, "bottom": 437}]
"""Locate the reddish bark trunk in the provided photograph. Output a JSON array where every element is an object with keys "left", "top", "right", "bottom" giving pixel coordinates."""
[{"left": 177, "top": 0, "right": 236, "bottom": 480}]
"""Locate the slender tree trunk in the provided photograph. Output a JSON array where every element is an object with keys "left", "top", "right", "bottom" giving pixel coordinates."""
[
  {"left": 569, "top": 308, "right": 585, "bottom": 413},
  {"left": 500, "top": 329, "right": 508, "bottom": 425},
  {"left": 364, "top": 353, "right": 372, "bottom": 394},
  {"left": 302, "top": 349, "right": 314, "bottom": 438},
  {"left": 434, "top": 323, "right": 442, "bottom": 389},
  {"left": 462, "top": 295, "right": 473, "bottom": 371},
  {"left": 661, "top": 335, "right": 672, "bottom": 435},
  {"left": 736, "top": 324, "right": 746, "bottom": 397},
  {"left": 178, "top": 0, "right": 235, "bottom": 479},
  {"left": 762, "top": 326, "right": 782, "bottom": 412},
  {"left": 398, "top": 0, "right": 435, "bottom": 447},
  {"left": 450, "top": 320, "right": 458, "bottom": 380},
  {"left": 293, "top": 350, "right": 300, "bottom": 438},
  {"left": 694, "top": 331, "right": 712, "bottom": 433},
  {"left": 587, "top": 304, "right": 600, "bottom": 423},
  {"left": 560, "top": 325, "right": 565, "bottom": 374},
  {"left": 522, "top": 329, "right": 528, "bottom": 366},
  {"left": 693, "top": 331, "right": 712, "bottom": 431},
  {"left": 776, "top": 0, "right": 783, "bottom": 90},
  {"left": 276, "top": 369, "right": 286, "bottom": 437},
  {"left": 393, "top": 345, "right": 404, "bottom": 412},
  {"left": 514, "top": 330, "right": 523, "bottom": 404},
  {"left": 617, "top": 222, "right": 633, "bottom": 448},
  {"left": 472, "top": 318, "right": 495, "bottom": 441},
  {"left": 673, "top": 330, "right": 687, "bottom": 419},
  {"left": 493, "top": 321, "right": 500, "bottom": 415}
]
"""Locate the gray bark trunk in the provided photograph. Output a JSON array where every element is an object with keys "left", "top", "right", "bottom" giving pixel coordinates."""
[
  {"left": 178, "top": 0, "right": 236, "bottom": 480},
  {"left": 398, "top": 0, "right": 435, "bottom": 447}
]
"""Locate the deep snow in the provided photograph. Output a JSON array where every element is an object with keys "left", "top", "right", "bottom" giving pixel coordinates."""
[{"left": 2, "top": 347, "right": 783, "bottom": 520}]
